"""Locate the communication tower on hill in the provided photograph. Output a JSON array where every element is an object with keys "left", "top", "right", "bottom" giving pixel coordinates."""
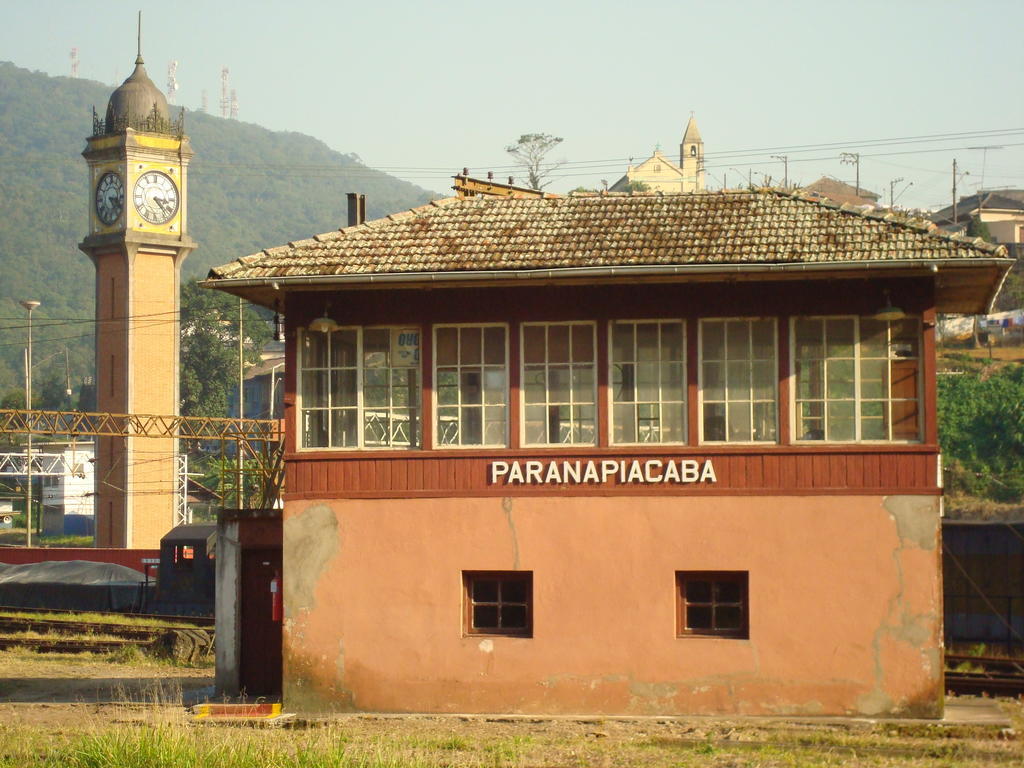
[
  {"left": 200, "top": 89, "right": 208, "bottom": 113},
  {"left": 230, "top": 88, "right": 238, "bottom": 119},
  {"left": 70, "top": 47, "right": 79, "bottom": 78},
  {"left": 220, "top": 67, "right": 230, "bottom": 118},
  {"left": 166, "top": 61, "right": 179, "bottom": 104}
]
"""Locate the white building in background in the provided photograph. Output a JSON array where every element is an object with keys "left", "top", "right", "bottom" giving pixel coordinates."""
[{"left": 38, "top": 441, "right": 95, "bottom": 518}]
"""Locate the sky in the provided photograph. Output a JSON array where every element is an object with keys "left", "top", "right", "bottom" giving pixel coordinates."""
[{"left": 3, "top": 0, "right": 1023, "bottom": 210}]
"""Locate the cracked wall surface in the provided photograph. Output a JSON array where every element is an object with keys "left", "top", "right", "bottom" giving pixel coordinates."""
[{"left": 281, "top": 494, "right": 943, "bottom": 717}]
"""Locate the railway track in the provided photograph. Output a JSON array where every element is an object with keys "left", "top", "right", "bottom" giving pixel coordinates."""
[{"left": 946, "top": 654, "right": 1024, "bottom": 697}]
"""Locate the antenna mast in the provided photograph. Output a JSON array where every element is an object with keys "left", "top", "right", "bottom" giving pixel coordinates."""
[
  {"left": 220, "top": 67, "right": 230, "bottom": 118},
  {"left": 167, "top": 61, "right": 179, "bottom": 104},
  {"left": 69, "top": 47, "right": 79, "bottom": 78}
]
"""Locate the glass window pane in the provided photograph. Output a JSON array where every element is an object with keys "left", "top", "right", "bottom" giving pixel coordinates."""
[
  {"left": 572, "top": 365, "right": 595, "bottom": 398},
  {"left": 437, "top": 369, "right": 459, "bottom": 405},
  {"left": 751, "top": 320, "right": 775, "bottom": 359},
  {"left": 363, "top": 329, "right": 389, "bottom": 368},
  {"left": 473, "top": 605, "right": 498, "bottom": 629},
  {"left": 860, "top": 359, "right": 888, "bottom": 400},
  {"left": 890, "top": 360, "right": 918, "bottom": 400},
  {"left": 826, "top": 318, "right": 855, "bottom": 358},
  {"left": 727, "top": 401, "right": 751, "bottom": 441},
  {"left": 827, "top": 401, "right": 856, "bottom": 441},
  {"left": 703, "top": 362, "right": 724, "bottom": 401},
  {"left": 302, "top": 371, "right": 329, "bottom": 407},
  {"left": 523, "top": 325, "right": 546, "bottom": 364},
  {"left": 752, "top": 361, "right": 775, "bottom": 400},
  {"left": 483, "top": 369, "right": 506, "bottom": 405},
  {"left": 331, "top": 409, "right": 358, "bottom": 447},
  {"left": 572, "top": 324, "right": 594, "bottom": 363},
  {"left": 612, "top": 323, "right": 634, "bottom": 362},
  {"left": 301, "top": 332, "right": 327, "bottom": 368},
  {"left": 799, "top": 401, "right": 824, "bottom": 440},
  {"left": 661, "top": 363, "right": 685, "bottom": 401},
  {"left": 461, "top": 406, "right": 482, "bottom": 444},
  {"left": 330, "top": 330, "right": 358, "bottom": 368},
  {"left": 663, "top": 405, "right": 685, "bottom": 443},
  {"left": 437, "top": 406, "right": 459, "bottom": 444},
  {"left": 614, "top": 363, "right": 635, "bottom": 402},
  {"left": 523, "top": 368, "right": 546, "bottom": 404},
  {"left": 503, "top": 579, "right": 528, "bottom": 603},
  {"left": 891, "top": 319, "right": 919, "bottom": 358},
  {"left": 826, "top": 359, "right": 855, "bottom": 400},
  {"left": 501, "top": 605, "right": 528, "bottom": 629},
  {"left": 716, "top": 580, "right": 741, "bottom": 603},
  {"left": 686, "top": 580, "right": 711, "bottom": 602},
  {"left": 548, "top": 325, "right": 570, "bottom": 362},
  {"left": 726, "top": 321, "right": 749, "bottom": 360},
  {"left": 636, "top": 363, "right": 659, "bottom": 402},
  {"left": 613, "top": 403, "right": 636, "bottom": 443},
  {"left": 364, "top": 386, "right": 388, "bottom": 408},
  {"left": 703, "top": 402, "right": 726, "bottom": 441},
  {"left": 687, "top": 606, "right": 712, "bottom": 630},
  {"left": 752, "top": 401, "right": 776, "bottom": 442},
  {"left": 549, "top": 366, "right": 570, "bottom": 402},
  {"left": 460, "top": 370, "right": 482, "bottom": 404},
  {"left": 892, "top": 400, "right": 919, "bottom": 440},
  {"left": 436, "top": 327, "right": 458, "bottom": 366},
  {"left": 484, "top": 406, "right": 506, "bottom": 445},
  {"left": 304, "top": 409, "right": 328, "bottom": 448},
  {"left": 460, "top": 327, "right": 482, "bottom": 365},
  {"left": 662, "top": 322, "right": 684, "bottom": 361},
  {"left": 636, "top": 323, "right": 659, "bottom": 361},
  {"left": 524, "top": 405, "right": 547, "bottom": 444},
  {"left": 726, "top": 361, "right": 750, "bottom": 401},
  {"left": 794, "top": 318, "right": 823, "bottom": 360},
  {"left": 702, "top": 322, "right": 725, "bottom": 360},
  {"left": 861, "top": 401, "right": 887, "bottom": 440},
  {"left": 796, "top": 359, "right": 824, "bottom": 399},
  {"left": 483, "top": 326, "right": 505, "bottom": 365},
  {"left": 331, "top": 370, "right": 358, "bottom": 407},
  {"left": 860, "top": 318, "right": 888, "bottom": 357},
  {"left": 716, "top": 606, "right": 742, "bottom": 630},
  {"left": 473, "top": 578, "right": 499, "bottom": 602}
]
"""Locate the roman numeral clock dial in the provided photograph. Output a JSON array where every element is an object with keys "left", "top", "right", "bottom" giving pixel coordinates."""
[
  {"left": 94, "top": 172, "right": 124, "bottom": 225},
  {"left": 133, "top": 171, "right": 179, "bottom": 225}
]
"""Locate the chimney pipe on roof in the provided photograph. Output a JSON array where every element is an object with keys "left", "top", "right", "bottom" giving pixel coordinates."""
[{"left": 347, "top": 193, "right": 366, "bottom": 227}]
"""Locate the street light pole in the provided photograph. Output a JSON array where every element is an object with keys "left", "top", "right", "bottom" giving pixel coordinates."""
[{"left": 20, "top": 300, "right": 40, "bottom": 547}]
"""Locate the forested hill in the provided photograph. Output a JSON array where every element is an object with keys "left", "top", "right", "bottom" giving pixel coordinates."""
[{"left": 0, "top": 61, "right": 437, "bottom": 398}]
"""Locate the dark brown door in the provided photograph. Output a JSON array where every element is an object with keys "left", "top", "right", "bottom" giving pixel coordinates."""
[{"left": 240, "top": 548, "right": 282, "bottom": 697}]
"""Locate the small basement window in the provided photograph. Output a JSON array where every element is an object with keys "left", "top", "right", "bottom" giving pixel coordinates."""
[
  {"left": 464, "top": 571, "right": 532, "bottom": 637},
  {"left": 677, "top": 571, "right": 748, "bottom": 638}
]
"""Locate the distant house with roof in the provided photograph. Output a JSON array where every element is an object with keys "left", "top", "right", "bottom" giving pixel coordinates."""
[
  {"left": 610, "top": 116, "right": 705, "bottom": 193},
  {"left": 931, "top": 190, "right": 1024, "bottom": 259},
  {"left": 800, "top": 176, "right": 880, "bottom": 208},
  {"left": 205, "top": 181, "right": 1010, "bottom": 717}
]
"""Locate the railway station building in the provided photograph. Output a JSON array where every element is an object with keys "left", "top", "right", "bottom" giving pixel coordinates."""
[{"left": 206, "top": 181, "right": 1011, "bottom": 717}]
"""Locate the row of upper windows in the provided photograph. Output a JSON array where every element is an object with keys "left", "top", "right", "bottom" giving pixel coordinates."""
[{"left": 297, "top": 317, "right": 921, "bottom": 450}]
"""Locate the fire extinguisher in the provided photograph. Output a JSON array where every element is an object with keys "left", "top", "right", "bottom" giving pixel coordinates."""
[{"left": 270, "top": 570, "right": 282, "bottom": 622}]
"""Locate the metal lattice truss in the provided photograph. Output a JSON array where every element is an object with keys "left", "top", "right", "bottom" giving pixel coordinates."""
[
  {"left": 0, "top": 452, "right": 84, "bottom": 477},
  {"left": 0, "top": 409, "right": 283, "bottom": 509}
]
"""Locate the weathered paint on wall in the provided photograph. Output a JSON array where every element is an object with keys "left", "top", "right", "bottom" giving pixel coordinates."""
[{"left": 281, "top": 494, "right": 941, "bottom": 717}]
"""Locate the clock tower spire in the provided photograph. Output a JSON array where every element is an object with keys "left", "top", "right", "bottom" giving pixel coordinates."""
[{"left": 79, "top": 35, "right": 196, "bottom": 548}]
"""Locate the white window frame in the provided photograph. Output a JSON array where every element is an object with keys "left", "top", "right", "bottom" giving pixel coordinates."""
[
  {"left": 296, "top": 326, "right": 422, "bottom": 451},
  {"left": 520, "top": 321, "right": 598, "bottom": 447},
  {"left": 432, "top": 323, "right": 510, "bottom": 449},
  {"left": 791, "top": 315, "right": 922, "bottom": 443},
  {"left": 608, "top": 318, "right": 687, "bottom": 445},
  {"left": 698, "top": 317, "right": 778, "bottom": 445}
]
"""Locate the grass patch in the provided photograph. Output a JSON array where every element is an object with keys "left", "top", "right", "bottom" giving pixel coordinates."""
[{"left": 0, "top": 609, "right": 197, "bottom": 630}]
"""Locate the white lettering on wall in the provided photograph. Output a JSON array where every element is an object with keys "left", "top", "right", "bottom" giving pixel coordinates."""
[{"left": 488, "top": 459, "right": 718, "bottom": 486}]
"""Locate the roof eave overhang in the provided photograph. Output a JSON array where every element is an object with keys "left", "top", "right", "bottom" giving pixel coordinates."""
[{"left": 203, "top": 257, "right": 1014, "bottom": 315}]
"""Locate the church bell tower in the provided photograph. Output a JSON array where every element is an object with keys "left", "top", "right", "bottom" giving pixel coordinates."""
[
  {"left": 679, "top": 114, "right": 705, "bottom": 193},
  {"left": 79, "top": 39, "right": 195, "bottom": 547}
]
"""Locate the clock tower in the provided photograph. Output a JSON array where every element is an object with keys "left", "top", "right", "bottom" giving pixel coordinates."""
[{"left": 79, "top": 47, "right": 196, "bottom": 548}]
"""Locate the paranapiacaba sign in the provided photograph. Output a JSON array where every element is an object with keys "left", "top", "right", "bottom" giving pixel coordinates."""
[{"left": 490, "top": 459, "right": 717, "bottom": 486}]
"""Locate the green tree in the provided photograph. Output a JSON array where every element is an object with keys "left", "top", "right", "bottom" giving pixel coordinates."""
[
  {"left": 179, "top": 280, "right": 271, "bottom": 419},
  {"left": 965, "top": 215, "right": 993, "bottom": 242},
  {"left": 505, "top": 133, "right": 564, "bottom": 190}
]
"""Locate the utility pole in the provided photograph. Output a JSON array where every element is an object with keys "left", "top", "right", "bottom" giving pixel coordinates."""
[
  {"left": 889, "top": 178, "right": 905, "bottom": 209},
  {"left": 20, "top": 300, "right": 40, "bottom": 546},
  {"left": 840, "top": 152, "right": 860, "bottom": 196},
  {"left": 952, "top": 159, "right": 958, "bottom": 225},
  {"left": 772, "top": 155, "right": 789, "bottom": 189}
]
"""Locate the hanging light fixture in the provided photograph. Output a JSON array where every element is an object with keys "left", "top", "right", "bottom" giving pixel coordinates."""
[
  {"left": 273, "top": 299, "right": 285, "bottom": 341},
  {"left": 873, "top": 289, "right": 906, "bottom": 322},
  {"left": 308, "top": 303, "right": 339, "bottom": 333}
]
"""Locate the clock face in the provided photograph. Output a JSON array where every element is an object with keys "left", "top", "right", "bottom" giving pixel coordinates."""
[
  {"left": 94, "top": 172, "right": 124, "bottom": 226},
  {"left": 133, "top": 171, "right": 179, "bottom": 225}
]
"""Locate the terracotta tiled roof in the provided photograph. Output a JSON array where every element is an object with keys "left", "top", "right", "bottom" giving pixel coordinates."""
[{"left": 207, "top": 189, "right": 1007, "bottom": 283}]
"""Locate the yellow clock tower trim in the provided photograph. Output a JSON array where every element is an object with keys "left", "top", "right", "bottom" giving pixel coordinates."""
[{"left": 79, "top": 47, "right": 197, "bottom": 549}]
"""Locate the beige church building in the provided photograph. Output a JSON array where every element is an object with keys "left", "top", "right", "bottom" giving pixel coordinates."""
[{"left": 610, "top": 116, "right": 705, "bottom": 194}]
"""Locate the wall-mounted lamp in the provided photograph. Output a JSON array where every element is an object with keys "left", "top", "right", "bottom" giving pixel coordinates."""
[
  {"left": 273, "top": 299, "right": 284, "bottom": 342},
  {"left": 308, "top": 304, "right": 339, "bottom": 333},
  {"left": 873, "top": 289, "right": 906, "bottom": 322}
]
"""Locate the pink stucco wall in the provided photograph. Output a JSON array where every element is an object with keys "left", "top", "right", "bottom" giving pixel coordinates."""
[{"left": 281, "top": 494, "right": 942, "bottom": 717}]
